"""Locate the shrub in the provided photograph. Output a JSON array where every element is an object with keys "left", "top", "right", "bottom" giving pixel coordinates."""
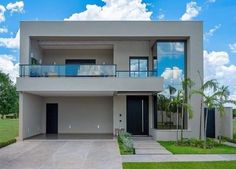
[
  {"left": 233, "top": 109, "right": 236, "bottom": 118},
  {"left": 118, "top": 132, "right": 134, "bottom": 154},
  {"left": 0, "top": 139, "right": 16, "bottom": 149},
  {"left": 177, "top": 138, "right": 220, "bottom": 149},
  {"left": 222, "top": 136, "right": 236, "bottom": 144}
]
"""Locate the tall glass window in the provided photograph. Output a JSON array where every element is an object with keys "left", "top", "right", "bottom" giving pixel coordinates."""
[
  {"left": 153, "top": 41, "right": 187, "bottom": 130},
  {"left": 129, "top": 57, "right": 148, "bottom": 77}
]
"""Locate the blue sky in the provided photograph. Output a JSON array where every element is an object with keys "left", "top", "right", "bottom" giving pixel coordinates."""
[
  {"left": 0, "top": 0, "right": 236, "bottom": 98},
  {"left": 0, "top": 0, "right": 235, "bottom": 60}
]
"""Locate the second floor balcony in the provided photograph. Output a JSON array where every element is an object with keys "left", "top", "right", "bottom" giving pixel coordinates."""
[{"left": 17, "top": 64, "right": 164, "bottom": 93}]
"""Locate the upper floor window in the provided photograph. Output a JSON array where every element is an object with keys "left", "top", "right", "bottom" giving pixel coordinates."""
[
  {"left": 153, "top": 41, "right": 187, "bottom": 130},
  {"left": 154, "top": 41, "right": 186, "bottom": 90},
  {"left": 129, "top": 57, "right": 148, "bottom": 77}
]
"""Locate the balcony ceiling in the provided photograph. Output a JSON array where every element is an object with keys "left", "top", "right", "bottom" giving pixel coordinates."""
[
  {"left": 38, "top": 41, "right": 114, "bottom": 49},
  {"left": 25, "top": 91, "right": 115, "bottom": 96}
]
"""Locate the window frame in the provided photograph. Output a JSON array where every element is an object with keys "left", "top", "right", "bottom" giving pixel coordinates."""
[
  {"left": 152, "top": 40, "right": 189, "bottom": 130},
  {"left": 129, "top": 56, "right": 149, "bottom": 77}
]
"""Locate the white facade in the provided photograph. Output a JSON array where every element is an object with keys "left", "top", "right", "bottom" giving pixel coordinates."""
[{"left": 17, "top": 21, "right": 204, "bottom": 140}]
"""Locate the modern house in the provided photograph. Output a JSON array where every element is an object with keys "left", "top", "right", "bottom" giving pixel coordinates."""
[{"left": 17, "top": 21, "right": 204, "bottom": 141}]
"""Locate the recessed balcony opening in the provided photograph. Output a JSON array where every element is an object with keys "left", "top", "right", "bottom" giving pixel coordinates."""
[{"left": 26, "top": 39, "right": 115, "bottom": 77}]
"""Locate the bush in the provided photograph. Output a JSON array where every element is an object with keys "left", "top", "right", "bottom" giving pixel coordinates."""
[
  {"left": 222, "top": 136, "right": 236, "bottom": 144},
  {"left": 0, "top": 139, "right": 16, "bottom": 149},
  {"left": 118, "top": 132, "right": 134, "bottom": 154},
  {"left": 177, "top": 138, "right": 220, "bottom": 149},
  {"left": 233, "top": 109, "right": 236, "bottom": 118}
]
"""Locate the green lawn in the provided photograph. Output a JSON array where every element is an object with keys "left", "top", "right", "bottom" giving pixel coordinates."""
[
  {"left": 0, "top": 119, "right": 19, "bottom": 142},
  {"left": 123, "top": 161, "right": 236, "bottom": 169},
  {"left": 234, "top": 119, "right": 236, "bottom": 140},
  {"left": 159, "top": 141, "right": 236, "bottom": 154}
]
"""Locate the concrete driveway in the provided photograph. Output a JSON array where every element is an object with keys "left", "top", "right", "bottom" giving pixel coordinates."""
[{"left": 0, "top": 140, "right": 122, "bottom": 169}]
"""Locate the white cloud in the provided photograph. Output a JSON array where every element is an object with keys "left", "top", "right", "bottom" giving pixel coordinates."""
[
  {"left": 204, "top": 51, "right": 229, "bottom": 66},
  {"left": 207, "top": 0, "right": 216, "bottom": 3},
  {"left": 162, "top": 67, "right": 183, "bottom": 80},
  {"left": 204, "top": 24, "right": 221, "bottom": 40},
  {"left": 65, "top": 0, "right": 152, "bottom": 21},
  {"left": 161, "top": 66, "right": 183, "bottom": 91},
  {"left": 158, "top": 14, "right": 165, "bottom": 20},
  {"left": 0, "top": 27, "right": 8, "bottom": 33},
  {"left": 0, "top": 4, "right": 6, "bottom": 22},
  {"left": 174, "top": 42, "right": 184, "bottom": 52},
  {"left": 229, "top": 43, "right": 236, "bottom": 53},
  {"left": 204, "top": 50, "right": 236, "bottom": 104},
  {"left": 0, "top": 55, "right": 19, "bottom": 83},
  {"left": 0, "top": 29, "right": 20, "bottom": 49},
  {"left": 180, "top": 1, "right": 201, "bottom": 21},
  {"left": 158, "top": 9, "right": 165, "bottom": 20},
  {"left": 6, "top": 1, "right": 24, "bottom": 14},
  {"left": 158, "top": 42, "right": 185, "bottom": 56}
]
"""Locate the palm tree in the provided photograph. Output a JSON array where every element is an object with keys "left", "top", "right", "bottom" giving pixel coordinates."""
[
  {"left": 197, "top": 71, "right": 204, "bottom": 140},
  {"left": 168, "top": 79, "right": 194, "bottom": 143},
  {"left": 157, "top": 94, "right": 167, "bottom": 127},
  {"left": 181, "top": 78, "right": 194, "bottom": 141},
  {"left": 193, "top": 79, "right": 219, "bottom": 149},
  {"left": 168, "top": 90, "right": 181, "bottom": 143}
]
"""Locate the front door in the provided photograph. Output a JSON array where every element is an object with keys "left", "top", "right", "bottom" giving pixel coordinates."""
[
  {"left": 127, "top": 96, "right": 149, "bottom": 135},
  {"left": 46, "top": 103, "right": 58, "bottom": 134},
  {"left": 205, "top": 108, "right": 215, "bottom": 138}
]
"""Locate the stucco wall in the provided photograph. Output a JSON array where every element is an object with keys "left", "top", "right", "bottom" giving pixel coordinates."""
[
  {"left": 30, "top": 39, "right": 43, "bottom": 63},
  {"left": 113, "top": 95, "right": 126, "bottom": 134},
  {"left": 113, "top": 41, "right": 150, "bottom": 70},
  {"left": 43, "top": 97, "right": 113, "bottom": 134},
  {"left": 19, "top": 92, "right": 43, "bottom": 140},
  {"left": 42, "top": 49, "right": 113, "bottom": 65},
  {"left": 215, "top": 107, "right": 233, "bottom": 139}
]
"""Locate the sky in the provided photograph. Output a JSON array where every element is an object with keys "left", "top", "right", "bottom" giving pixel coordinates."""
[{"left": 0, "top": 0, "right": 236, "bottom": 99}]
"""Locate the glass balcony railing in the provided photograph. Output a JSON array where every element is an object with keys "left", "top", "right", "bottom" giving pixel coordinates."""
[
  {"left": 116, "top": 71, "right": 158, "bottom": 78},
  {"left": 19, "top": 64, "right": 159, "bottom": 78},
  {"left": 20, "top": 64, "right": 117, "bottom": 77}
]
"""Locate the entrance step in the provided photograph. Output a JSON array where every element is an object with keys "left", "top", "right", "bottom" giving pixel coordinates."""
[
  {"left": 135, "top": 148, "right": 172, "bottom": 155},
  {"left": 132, "top": 136, "right": 153, "bottom": 141},
  {"left": 132, "top": 136, "right": 172, "bottom": 155},
  {"left": 134, "top": 145, "right": 166, "bottom": 149}
]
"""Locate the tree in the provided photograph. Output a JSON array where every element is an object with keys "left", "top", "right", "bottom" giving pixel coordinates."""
[
  {"left": 197, "top": 70, "right": 204, "bottom": 140},
  {"left": 181, "top": 78, "right": 194, "bottom": 141},
  {"left": 233, "top": 109, "right": 236, "bottom": 118},
  {"left": 168, "top": 90, "right": 182, "bottom": 143},
  {"left": 156, "top": 94, "right": 170, "bottom": 128},
  {"left": 168, "top": 78, "right": 194, "bottom": 143},
  {"left": 0, "top": 71, "right": 18, "bottom": 119},
  {"left": 193, "top": 79, "right": 220, "bottom": 149}
]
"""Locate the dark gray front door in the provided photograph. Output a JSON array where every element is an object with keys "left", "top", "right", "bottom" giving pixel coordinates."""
[
  {"left": 205, "top": 108, "right": 215, "bottom": 138},
  {"left": 127, "top": 96, "right": 149, "bottom": 135},
  {"left": 46, "top": 103, "right": 58, "bottom": 134}
]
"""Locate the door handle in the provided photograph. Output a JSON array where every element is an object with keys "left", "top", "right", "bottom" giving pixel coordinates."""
[{"left": 142, "top": 99, "right": 144, "bottom": 133}]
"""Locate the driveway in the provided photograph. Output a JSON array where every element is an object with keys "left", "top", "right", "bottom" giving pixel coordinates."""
[{"left": 0, "top": 140, "right": 122, "bottom": 169}]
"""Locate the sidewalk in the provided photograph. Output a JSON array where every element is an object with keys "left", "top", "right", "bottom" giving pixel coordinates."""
[{"left": 122, "top": 154, "right": 236, "bottom": 162}]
